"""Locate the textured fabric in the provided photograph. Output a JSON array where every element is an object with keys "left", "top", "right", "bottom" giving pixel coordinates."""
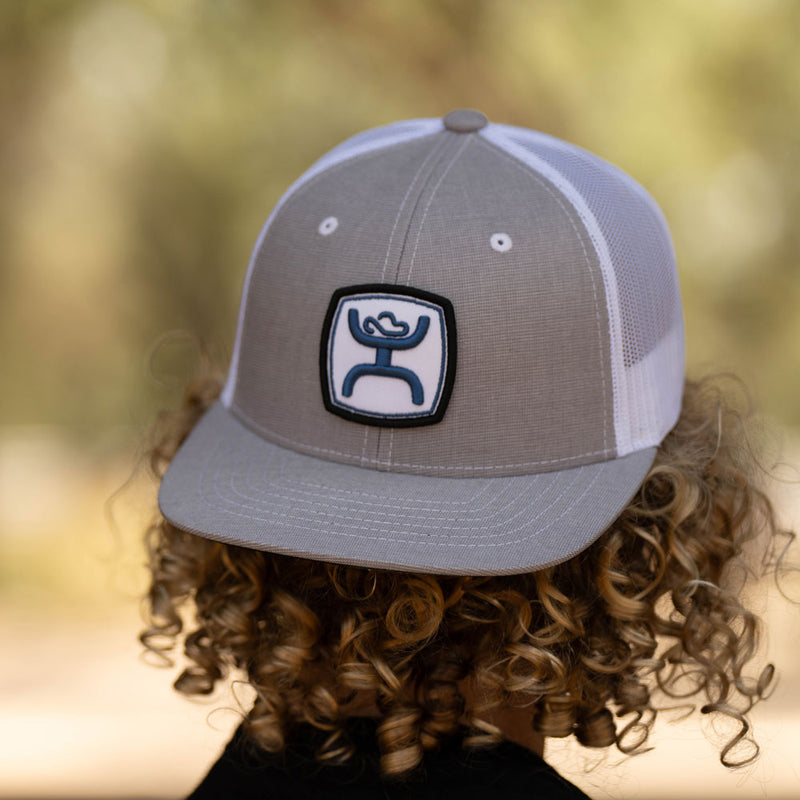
[
  {"left": 443, "top": 108, "right": 488, "bottom": 132},
  {"left": 160, "top": 111, "right": 684, "bottom": 575},
  {"left": 229, "top": 131, "right": 614, "bottom": 475},
  {"left": 158, "top": 403, "right": 655, "bottom": 575},
  {"left": 187, "top": 719, "right": 592, "bottom": 800},
  {"left": 480, "top": 124, "right": 685, "bottom": 456},
  {"left": 222, "top": 119, "right": 443, "bottom": 407}
]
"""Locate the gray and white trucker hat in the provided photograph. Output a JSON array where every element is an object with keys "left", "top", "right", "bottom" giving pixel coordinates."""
[{"left": 159, "top": 109, "right": 685, "bottom": 575}]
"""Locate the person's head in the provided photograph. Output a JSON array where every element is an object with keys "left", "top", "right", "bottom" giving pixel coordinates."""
[
  {"left": 142, "top": 371, "right": 779, "bottom": 777},
  {"left": 140, "top": 111, "right": 784, "bottom": 779}
]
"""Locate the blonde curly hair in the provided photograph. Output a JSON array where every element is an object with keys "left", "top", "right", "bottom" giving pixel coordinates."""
[{"left": 141, "top": 372, "right": 783, "bottom": 779}]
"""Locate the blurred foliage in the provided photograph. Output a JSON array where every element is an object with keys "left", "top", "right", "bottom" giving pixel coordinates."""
[{"left": 2, "top": 0, "right": 800, "bottom": 431}]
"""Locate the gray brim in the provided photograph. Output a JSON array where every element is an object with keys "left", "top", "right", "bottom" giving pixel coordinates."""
[{"left": 158, "top": 402, "right": 656, "bottom": 576}]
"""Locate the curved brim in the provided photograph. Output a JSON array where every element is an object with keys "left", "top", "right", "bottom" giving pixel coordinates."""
[{"left": 158, "top": 403, "right": 656, "bottom": 576}]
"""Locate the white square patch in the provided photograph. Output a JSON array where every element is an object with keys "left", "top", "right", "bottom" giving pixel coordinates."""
[{"left": 321, "top": 285, "right": 456, "bottom": 426}]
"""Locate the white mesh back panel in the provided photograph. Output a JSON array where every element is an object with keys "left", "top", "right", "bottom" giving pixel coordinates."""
[
  {"left": 481, "top": 124, "right": 684, "bottom": 456},
  {"left": 222, "top": 119, "right": 443, "bottom": 406}
]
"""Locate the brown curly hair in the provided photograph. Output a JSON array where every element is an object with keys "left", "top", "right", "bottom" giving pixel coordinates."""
[{"left": 141, "top": 371, "right": 784, "bottom": 779}]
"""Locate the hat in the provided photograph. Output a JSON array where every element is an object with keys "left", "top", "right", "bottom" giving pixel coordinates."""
[{"left": 158, "top": 109, "right": 685, "bottom": 575}]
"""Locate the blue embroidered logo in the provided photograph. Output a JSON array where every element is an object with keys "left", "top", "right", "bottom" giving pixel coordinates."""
[
  {"left": 320, "top": 285, "right": 457, "bottom": 427},
  {"left": 343, "top": 310, "right": 430, "bottom": 405}
]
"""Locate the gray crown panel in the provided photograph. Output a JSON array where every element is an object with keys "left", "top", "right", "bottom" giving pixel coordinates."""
[{"left": 232, "top": 131, "right": 615, "bottom": 477}]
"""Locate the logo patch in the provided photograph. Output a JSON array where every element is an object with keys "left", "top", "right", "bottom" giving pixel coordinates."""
[{"left": 320, "top": 284, "right": 457, "bottom": 427}]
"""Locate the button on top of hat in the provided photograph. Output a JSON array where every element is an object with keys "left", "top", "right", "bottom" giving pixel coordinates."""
[{"left": 443, "top": 109, "right": 488, "bottom": 133}]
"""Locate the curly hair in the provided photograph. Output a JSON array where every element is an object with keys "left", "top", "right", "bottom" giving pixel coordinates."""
[{"left": 141, "top": 372, "right": 785, "bottom": 779}]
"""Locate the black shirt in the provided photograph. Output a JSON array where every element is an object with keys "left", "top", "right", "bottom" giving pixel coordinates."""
[{"left": 188, "top": 718, "right": 591, "bottom": 799}]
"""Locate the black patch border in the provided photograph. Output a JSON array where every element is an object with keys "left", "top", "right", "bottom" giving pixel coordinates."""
[{"left": 319, "top": 283, "right": 457, "bottom": 428}]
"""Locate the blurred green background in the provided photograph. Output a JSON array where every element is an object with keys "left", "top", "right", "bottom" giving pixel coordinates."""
[{"left": 1, "top": 1, "right": 798, "bottom": 798}]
